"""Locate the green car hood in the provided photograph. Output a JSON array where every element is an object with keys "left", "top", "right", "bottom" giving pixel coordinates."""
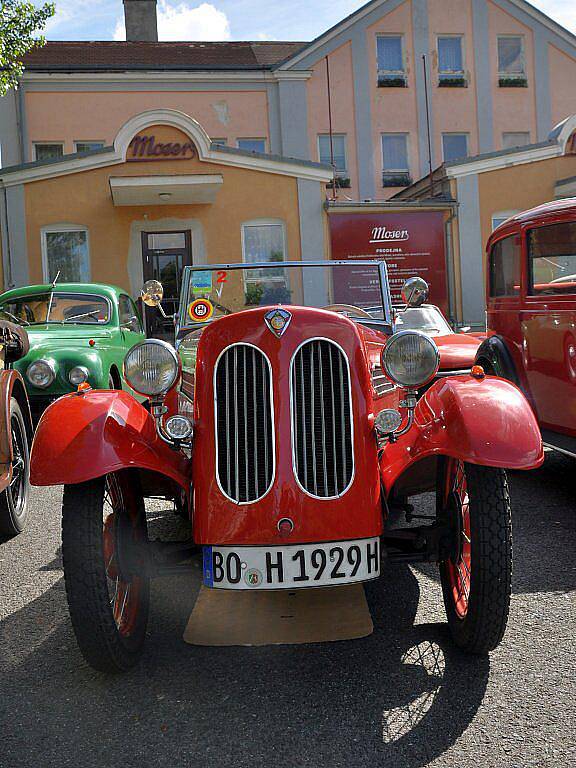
[{"left": 23, "top": 325, "right": 113, "bottom": 347}]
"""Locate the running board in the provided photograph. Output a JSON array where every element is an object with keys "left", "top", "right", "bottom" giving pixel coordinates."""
[{"left": 541, "top": 429, "right": 576, "bottom": 459}]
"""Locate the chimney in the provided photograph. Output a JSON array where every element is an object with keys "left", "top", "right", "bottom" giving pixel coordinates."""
[{"left": 123, "top": 0, "right": 158, "bottom": 42}]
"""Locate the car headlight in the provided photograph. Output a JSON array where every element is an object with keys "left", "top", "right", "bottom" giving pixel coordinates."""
[
  {"left": 68, "top": 366, "right": 89, "bottom": 386},
  {"left": 382, "top": 330, "right": 440, "bottom": 388},
  {"left": 123, "top": 339, "right": 179, "bottom": 397},
  {"left": 26, "top": 359, "right": 56, "bottom": 389}
]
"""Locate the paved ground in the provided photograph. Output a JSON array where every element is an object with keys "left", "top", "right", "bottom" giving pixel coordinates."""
[{"left": 0, "top": 451, "right": 575, "bottom": 768}]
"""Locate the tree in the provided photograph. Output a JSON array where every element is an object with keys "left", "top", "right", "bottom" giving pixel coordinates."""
[{"left": 0, "top": 1, "right": 55, "bottom": 97}]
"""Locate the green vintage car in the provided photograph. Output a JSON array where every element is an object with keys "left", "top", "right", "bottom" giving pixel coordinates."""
[{"left": 0, "top": 283, "right": 145, "bottom": 419}]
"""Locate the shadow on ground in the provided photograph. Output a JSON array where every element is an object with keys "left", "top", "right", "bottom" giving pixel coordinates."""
[{"left": 0, "top": 557, "right": 488, "bottom": 768}]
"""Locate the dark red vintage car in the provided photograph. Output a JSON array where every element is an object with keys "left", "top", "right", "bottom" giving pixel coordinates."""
[
  {"left": 30, "top": 261, "right": 542, "bottom": 672},
  {"left": 476, "top": 198, "right": 576, "bottom": 456}
]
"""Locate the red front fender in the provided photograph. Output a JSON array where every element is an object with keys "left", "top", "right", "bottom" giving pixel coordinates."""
[
  {"left": 380, "top": 375, "right": 543, "bottom": 494},
  {"left": 30, "top": 390, "right": 191, "bottom": 493}
]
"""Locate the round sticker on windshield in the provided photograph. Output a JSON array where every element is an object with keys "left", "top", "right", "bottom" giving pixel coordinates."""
[{"left": 188, "top": 298, "right": 213, "bottom": 322}]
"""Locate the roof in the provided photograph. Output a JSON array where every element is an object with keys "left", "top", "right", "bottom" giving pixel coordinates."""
[
  {"left": 492, "top": 197, "right": 576, "bottom": 230},
  {"left": 21, "top": 40, "right": 307, "bottom": 72},
  {"left": 0, "top": 283, "right": 127, "bottom": 299}
]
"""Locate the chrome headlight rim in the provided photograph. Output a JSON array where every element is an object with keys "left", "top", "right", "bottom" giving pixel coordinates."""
[
  {"left": 68, "top": 365, "right": 90, "bottom": 386},
  {"left": 26, "top": 359, "right": 56, "bottom": 389},
  {"left": 382, "top": 330, "right": 440, "bottom": 389},
  {"left": 123, "top": 339, "right": 180, "bottom": 398}
]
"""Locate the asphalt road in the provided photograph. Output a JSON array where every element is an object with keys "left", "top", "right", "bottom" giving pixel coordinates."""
[{"left": 1, "top": 451, "right": 575, "bottom": 768}]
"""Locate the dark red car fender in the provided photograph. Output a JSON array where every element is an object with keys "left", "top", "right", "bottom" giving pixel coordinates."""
[
  {"left": 380, "top": 374, "right": 543, "bottom": 494},
  {"left": 0, "top": 370, "right": 32, "bottom": 492},
  {"left": 30, "top": 390, "right": 191, "bottom": 493}
]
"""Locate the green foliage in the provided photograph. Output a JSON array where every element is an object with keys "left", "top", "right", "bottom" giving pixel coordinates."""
[
  {"left": 245, "top": 283, "right": 264, "bottom": 305},
  {"left": 0, "top": 1, "right": 55, "bottom": 96}
]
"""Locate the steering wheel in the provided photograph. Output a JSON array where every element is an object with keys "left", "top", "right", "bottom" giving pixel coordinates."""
[{"left": 322, "top": 303, "right": 374, "bottom": 319}]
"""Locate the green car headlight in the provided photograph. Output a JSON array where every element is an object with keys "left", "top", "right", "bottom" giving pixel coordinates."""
[
  {"left": 123, "top": 339, "right": 179, "bottom": 397},
  {"left": 68, "top": 366, "right": 90, "bottom": 386},
  {"left": 26, "top": 359, "right": 56, "bottom": 389}
]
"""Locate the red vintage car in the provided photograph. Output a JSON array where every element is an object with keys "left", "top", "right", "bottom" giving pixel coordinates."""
[
  {"left": 30, "top": 261, "right": 542, "bottom": 672},
  {"left": 476, "top": 198, "right": 576, "bottom": 456}
]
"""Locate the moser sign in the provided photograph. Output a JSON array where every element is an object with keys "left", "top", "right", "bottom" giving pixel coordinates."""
[
  {"left": 329, "top": 212, "right": 448, "bottom": 314},
  {"left": 127, "top": 133, "right": 196, "bottom": 161}
]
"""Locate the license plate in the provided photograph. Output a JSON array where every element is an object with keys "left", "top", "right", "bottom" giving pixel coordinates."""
[{"left": 202, "top": 538, "right": 380, "bottom": 590}]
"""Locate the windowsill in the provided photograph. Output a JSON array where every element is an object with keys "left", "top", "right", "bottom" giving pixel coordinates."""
[
  {"left": 498, "top": 76, "right": 528, "bottom": 88},
  {"left": 438, "top": 76, "right": 468, "bottom": 88},
  {"left": 377, "top": 76, "right": 408, "bottom": 88}
]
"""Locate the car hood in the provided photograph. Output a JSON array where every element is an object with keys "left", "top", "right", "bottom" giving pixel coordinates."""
[
  {"left": 22, "top": 325, "right": 113, "bottom": 349},
  {"left": 435, "top": 333, "right": 482, "bottom": 370}
]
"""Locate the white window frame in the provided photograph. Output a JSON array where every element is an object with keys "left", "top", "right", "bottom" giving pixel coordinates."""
[
  {"left": 241, "top": 218, "right": 287, "bottom": 283},
  {"left": 40, "top": 223, "right": 91, "bottom": 283},
  {"left": 237, "top": 138, "right": 267, "bottom": 153},
  {"left": 381, "top": 133, "right": 410, "bottom": 172},
  {"left": 442, "top": 132, "right": 469, "bottom": 163},
  {"left": 74, "top": 140, "right": 105, "bottom": 153},
  {"left": 376, "top": 34, "right": 406, "bottom": 75},
  {"left": 437, "top": 35, "right": 466, "bottom": 77},
  {"left": 497, "top": 35, "right": 526, "bottom": 77},
  {"left": 33, "top": 142, "right": 65, "bottom": 161},
  {"left": 491, "top": 211, "right": 519, "bottom": 231},
  {"left": 317, "top": 134, "right": 348, "bottom": 175}
]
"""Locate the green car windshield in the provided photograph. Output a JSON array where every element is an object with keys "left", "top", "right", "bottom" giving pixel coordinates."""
[
  {"left": 180, "top": 261, "right": 392, "bottom": 327},
  {"left": 0, "top": 292, "right": 111, "bottom": 326}
]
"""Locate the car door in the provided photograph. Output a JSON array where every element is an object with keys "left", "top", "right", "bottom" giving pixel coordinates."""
[{"left": 520, "top": 219, "right": 576, "bottom": 433}]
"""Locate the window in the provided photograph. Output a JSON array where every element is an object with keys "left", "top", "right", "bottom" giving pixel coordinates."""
[
  {"left": 492, "top": 212, "right": 518, "bottom": 231},
  {"left": 442, "top": 133, "right": 469, "bottom": 162},
  {"left": 241, "top": 220, "right": 289, "bottom": 298},
  {"left": 118, "top": 294, "right": 142, "bottom": 333},
  {"left": 528, "top": 221, "right": 576, "bottom": 295},
  {"left": 238, "top": 138, "right": 266, "bottom": 153},
  {"left": 34, "top": 143, "right": 64, "bottom": 161},
  {"left": 211, "top": 138, "right": 227, "bottom": 147},
  {"left": 382, "top": 133, "right": 410, "bottom": 187},
  {"left": 498, "top": 36, "right": 527, "bottom": 86},
  {"left": 74, "top": 141, "right": 104, "bottom": 153},
  {"left": 377, "top": 36, "right": 406, "bottom": 86},
  {"left": 437, "top": 36, "right": 466, "bottom": 86},
  {"left": 489, "top": 235, "right": 521, "bottom": 297},
  {"left": 318, "top": 134, "right": 350, "bottom": 188},
  {"left": 502, "top": 132, "right": 530, "bottom": 149},
  {"left": 42, "top": 226, "right": 90, "bottom": 283}
]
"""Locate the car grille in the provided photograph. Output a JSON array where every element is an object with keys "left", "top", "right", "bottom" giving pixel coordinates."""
[
  {"left": 291, "top": 339, "right": 354, "bottom": 498},
  {"left": 214, "top": 344, "right": 274, "bottom": 503}
]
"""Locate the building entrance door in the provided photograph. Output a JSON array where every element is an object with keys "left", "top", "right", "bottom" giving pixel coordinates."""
[{"left": 141, "top": 231, "right": 192, "bottom": 339}]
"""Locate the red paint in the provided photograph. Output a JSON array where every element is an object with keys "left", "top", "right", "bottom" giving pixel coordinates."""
[
  {"left": 435, "top": 333, "right": 482, "bottom": 370},
  {"left": 486, "top": 199, "right": 576, "bottom": 435},
  {"left": 329, "top": 211, "right": 449, "bottom": 314},
  {"left": 380, "top": 375, "right": 543, "bottom": 494},
  {"left": 30, "top": 390, "right": 191, "bottom": 493}
]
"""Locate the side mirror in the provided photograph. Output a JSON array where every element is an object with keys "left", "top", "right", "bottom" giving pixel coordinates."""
[
  {"left": 141, "top": 280, "right": 164, "bottom": 307},
  {"left": 401, "top": 277, "right": 429, "bottom": 308}
]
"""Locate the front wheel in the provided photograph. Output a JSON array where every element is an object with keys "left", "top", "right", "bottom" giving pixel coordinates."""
[
  {"left": 438, "top": 459, "right": 512, "bottom": 655},
  {"left": 0, "top": 398, "right": 30, "bottom": 537},
  {"left": 62, "top": 471, "right": 150, "bottom": 672}
]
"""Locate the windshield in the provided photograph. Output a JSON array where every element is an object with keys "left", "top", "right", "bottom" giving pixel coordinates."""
[
  {"left": 0, "top": 293, "right": 111, "bottom": 326},
  {"left": 393, "top": 305, "right": 452, "bottom": 336},
  {"left": 180, "top": 262, "right": 391, "bottom": 326}
]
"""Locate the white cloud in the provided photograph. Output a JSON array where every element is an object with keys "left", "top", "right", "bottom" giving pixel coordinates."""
[
  {"left": 255, "top": 32, "right": 278, "bottom": 41},
  {"left": 114, "top": 1, "right": 230, "bottom": 41},
  {"left": 536, "top": 1, "right": 576, "bottom": 33}
]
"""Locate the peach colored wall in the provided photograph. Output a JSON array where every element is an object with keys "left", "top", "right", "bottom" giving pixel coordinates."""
[
  {"left": 25, "top": 89, "right": 270, "bottom": 155},
  {"left": 306, "top": 41, "right": 359, "bottom": 200},
  {"left": 487, "top": 1, "right": 537, "bottom": 149},
  {"left": 367, "top": 1, "right": 419, "bottom": 200},
  {"left": 548, "top": 44, "right": 576, "bottom": 128},
  {"left": 428, "top": 0, "right": 480, "bottom": 160},
  {"left": 23, "top": 153, "right": 304, "bottom": 288}
]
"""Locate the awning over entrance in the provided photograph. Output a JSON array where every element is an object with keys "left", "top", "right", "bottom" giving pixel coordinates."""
[{"left": 109, "top": 174, "right": 223, "bottom": 205}]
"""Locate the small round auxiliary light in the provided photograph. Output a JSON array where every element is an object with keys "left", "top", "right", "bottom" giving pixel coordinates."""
[
  {"left": 471, "top": 364, "right": 486, "bottom": 380},
  {"left": 164, "top": 415, "right": 193, "bottom": 441},
  {"left": 374, "top": 408, "right": 403, "bottom": 435},
  {"left": 277, "top": 517, "right": 294, "bottom": 535},
  {"left": 89, "top": 339, "right": 95, "bottom": 347},
  {"left": 76, "top": 382, "right": 92, "bottom": 394}
]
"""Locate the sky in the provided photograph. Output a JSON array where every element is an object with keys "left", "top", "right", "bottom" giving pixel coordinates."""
[{"left": 36, "top": 0, "right": 576, "bottom": 42}]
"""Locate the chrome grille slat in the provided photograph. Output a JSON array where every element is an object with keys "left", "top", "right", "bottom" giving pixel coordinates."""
[
  {"left": 291, "top": 339, "right": 354, "bottom": 498},
  {"left": 215, "top": 344, "right": 274, "bottom": 504}
]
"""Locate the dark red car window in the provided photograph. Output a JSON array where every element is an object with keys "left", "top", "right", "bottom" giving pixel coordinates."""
[
  {"left": 528, "top": 220, "right": 576, "bottom": 295},
  {"left": 489, "top": 234, "right": 521, "bottom": 297}
]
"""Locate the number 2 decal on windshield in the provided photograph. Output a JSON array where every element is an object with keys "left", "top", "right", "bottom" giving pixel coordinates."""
[{"left": 216, "top": 270, "right": 227, "bottom": 297}]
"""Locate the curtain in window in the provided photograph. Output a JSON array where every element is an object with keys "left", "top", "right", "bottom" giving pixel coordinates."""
[
  {"left": 438, "top": 37, "right": 463, "bottom": 72},
  {"left": 319, "top": 135, "right": 346, "bottom": 171},
  {"left": 45, "top": 231, "right": 89, "bottom": 282},
  {"left": 442, "top": 134, "right": 468, "bottom": 162},
  {"left": 243, "top": 225, "right": 284, "bottom": 263},
  {"left": 498, "top": 37, "right": 523, "bottom": 73},
  {"left": 382, "top": 135, "right": 408, "bottom": 170},
  {"left": 377, "top": 37, "right": 403, "bottom": 71}
]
